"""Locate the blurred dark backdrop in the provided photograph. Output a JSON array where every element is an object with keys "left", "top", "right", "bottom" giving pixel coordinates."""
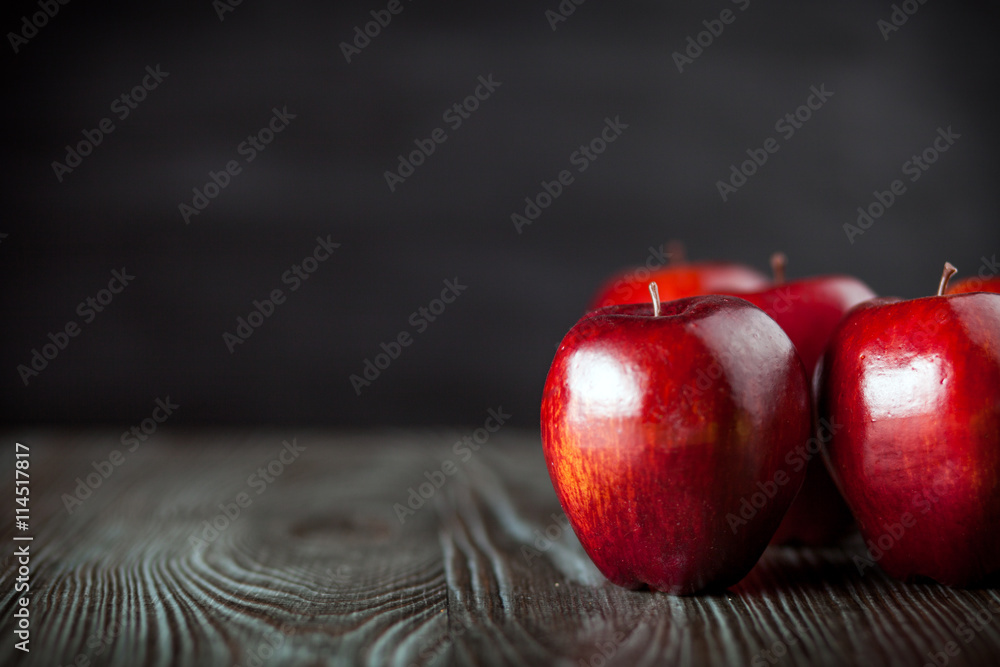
[{"left": 2, "top": 0, "right": 998, "bottom": 428}]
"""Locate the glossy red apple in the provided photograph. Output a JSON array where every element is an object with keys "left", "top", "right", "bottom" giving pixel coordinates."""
[
  {"left": 817, "top": 263, "right": 1000, "bottom": 586},
  {"left": 589, "top": 243, "right": 768, "bottom": 310},
  {"left": 726, "top": 254, "right": 876, "bottom": 374},
  {"left": 725, "top": 254, "right": 877, "bottom": 545},
  {"left": 541, "top": 287, "right": 812, "bottom": 594}
]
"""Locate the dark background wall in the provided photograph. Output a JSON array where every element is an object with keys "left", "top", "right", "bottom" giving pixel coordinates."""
[{"left": 2, "top": 0, "right": 998, "bottom": 429}]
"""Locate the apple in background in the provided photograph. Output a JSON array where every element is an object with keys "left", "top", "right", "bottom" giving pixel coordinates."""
[
  {"left": 589, "top": 242, "right": 769, "bottom": 310},
  {"left": 946, "top": 275, "right": 1000, "bottom": 294},
  {"left": 725, "top": 253, "right": 877, "bottom": 545},
  {"left": 817, "top": 263, "right": 1000, "bottom": 586},
  {"left": 727, "top": 253, "right": 877, "bottom": 374},
  {"left": 767, "top": 460, "right": 853, "bottom": 546},
  {"left": 541, "top": 286, "right": 812, "bottom": 594}
]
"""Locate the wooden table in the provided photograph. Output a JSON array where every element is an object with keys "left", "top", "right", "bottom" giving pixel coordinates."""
[{"left": 2, "top": 430, "right": 999, "bottom": 666}]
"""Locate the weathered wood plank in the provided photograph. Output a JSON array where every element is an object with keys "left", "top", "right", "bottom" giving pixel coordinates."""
[{"left": 1, "top": 430, "right": 999, "bottom": 666}]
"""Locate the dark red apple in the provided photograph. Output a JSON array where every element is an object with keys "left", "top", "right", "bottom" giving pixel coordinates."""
[
  {"left": 946, "top": 275, "right": 1000, "bottom": 294},
  {"left": 768, "top": 460, "right": 851, "bottom": 545},
  {"left": 589, "top": 243, "right": 768, "bottom": 310},
  {"left": 724, "top": 254, "right": 876, "bottom": 545},
  {"left": 726, "top": 254, "right": 877, "bottom": 373},
  {"left": 541, "top": 287, "right": 812, "bottom": 594},
  {"left": 817, "top": 263, "right": 1000, "bottom": 586}
]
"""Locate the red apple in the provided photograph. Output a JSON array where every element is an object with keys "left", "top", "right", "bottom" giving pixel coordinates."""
[
  {"left": 817, "top": 263, "right": 1000, "bottom": 586},
  {"left": 946, "top": 275, "right": 1000, "bottom": 294},
  {"left": 724, "top": 254, "right": 877, "bottom": 545},
  {"left": 589, "top": 243, "right": 768, "bottom": 310},
  {"left": 541, "top": 287, "right": 812, "bottom": 594},
  {"left": 726, "top": 254, "right": 877, "bottom": 374}
]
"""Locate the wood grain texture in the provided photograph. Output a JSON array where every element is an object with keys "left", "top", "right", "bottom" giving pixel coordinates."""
[{"left": 1, "top": 430, "right": 999, "bottom": 666}]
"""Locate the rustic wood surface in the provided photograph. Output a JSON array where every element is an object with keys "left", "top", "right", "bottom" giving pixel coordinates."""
[{"left": 2, "top": 430, "right": 999, "bottom": 667}]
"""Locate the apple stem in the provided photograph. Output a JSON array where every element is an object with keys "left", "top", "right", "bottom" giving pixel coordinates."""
[
  {"left": 667, "top": 241, "right": 685, "bottom": 265},
  {"left": 649, "top": 281, "right": 661, "bottom": 317},
  {"left": 770, "top": 252, "right": 787, "bottom": 286},
  {"left": 937, "top": 262, "right": 958, "bottom": 296}
]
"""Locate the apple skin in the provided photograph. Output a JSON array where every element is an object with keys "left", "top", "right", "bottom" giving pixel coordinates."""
[
  {"left": 728, "top": 275, "right": 876, "bottom": 545},
  {"left": 817, "top": 293, "right": 1000, "bottom": 586},
  {"left": 541, "top": 295, "right": 812, "bottom": 594},
  {"left": 728, "top": 276, "right": 876, "bottom": 374},
  {"left": 946, "top": 276, "right": 1000, "bottom": 294},
  {"left": 768, "top": 456, "right": 854, "bottom": 546},
  {"left": 590, "top": 261, "right": 769, "bottom": 310}
]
